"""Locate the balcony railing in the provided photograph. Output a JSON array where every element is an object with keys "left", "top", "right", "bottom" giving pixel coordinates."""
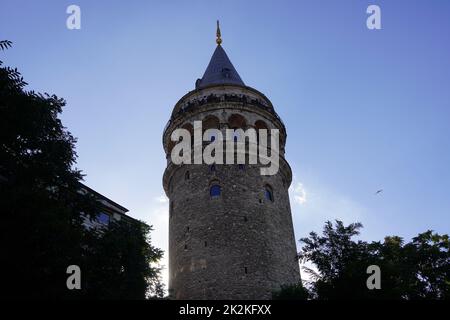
[{"left": 163, "top": 93, "right": 285, "bottom": 134}]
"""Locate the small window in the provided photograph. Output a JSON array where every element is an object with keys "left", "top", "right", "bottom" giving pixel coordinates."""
[
  {"left": 264, "top": 185, "right": 274, "bottom": 202},
  {"left": 222, "top": 67, "right": 231, "bottom": 78},
  {"left": 210, "top": 184, "right": 221, "bottom": 197},
  {"left": 210, "top": 164, "right": 216, "bottom": 172},
  {"left": 97, "top": 212, "right": 110, "bottom": 225},
  {"left": 204, "top": 241, "right": 208, "bottom": 247},
  {"left": 244, "top": 267, "right": 248, "bottom": 274},
  {"left": 185, "top": 170, "right": 190, "bottom": 180}
]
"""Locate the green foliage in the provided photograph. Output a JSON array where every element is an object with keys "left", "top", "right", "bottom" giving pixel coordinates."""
[
  {"left": 0, "top": 41, "right": 163, "bottom": 299},
  {"left": 1, "top": 40, "right": 93, "bottom": 299},
  {"left": 0, "top": 41, "right": 27, "bottom": 89},
  {"left": 272, "top": 283, "right": 309, "bottom": 300},
  {"left": 297, "top": 220, "right": 450, "bottom": 300},
  {"left": 0, "top": 40, "right": 12, "bottom": 51},
  {"left": 82, "top": 221, "right": 164, "bottom": 299}
]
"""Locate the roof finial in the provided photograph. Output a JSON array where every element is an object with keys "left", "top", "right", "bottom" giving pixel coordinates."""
[{"left": 216, "top": 20, "right": 222, "bottom": 45}]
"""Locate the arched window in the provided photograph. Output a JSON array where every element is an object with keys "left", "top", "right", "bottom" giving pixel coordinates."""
[
  {"left": 255, "top": 120, "right": 269, "bottom": 144},
  {"left": 228, "top": 114, "right": 247, "bottom": 129},
  {"left": 222, "top": 67, "right": 231, "bottom": 78},
  {"left": 255, "top": 120, "right": 269, "bottom": 130},
  {"left": 203, "top": 115, "right": 220, "bottom": 131},
  {"left": 210, "top": 184, "right": 221, "bottom": 197},
  {"left": 181, "top": 123, "right": 194, "bottom": 134},
  {"left": 185, "top": 170, "right": 190, "bottom": 180},
  {"left": 96, "top": 212, "right": 110, "bottom": 225},
  {"left": 264, "top": 185, "right": 274, "bottom": 202}
]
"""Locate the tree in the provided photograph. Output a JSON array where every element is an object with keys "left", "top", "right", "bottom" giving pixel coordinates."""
[
  {"left": 298, "top": 221, "right": 373, "bottom": 299},
  {"left": 0, "top": 41, "right": 163, "bottom": 299},
  {"left": 272, "top": 283, "right": 309, "bottom": 300},
  {"left": 1, "top": 40, "right": 96, "bottom": 299},
  {"left": 82, "top": 220, "right": 164, "bottom": 299},
  {"left": 296, "top": 220, "right": 449, "bottom": 300},
  {"left": 402, "top": 231, "right": 449, "bottom": 299}
]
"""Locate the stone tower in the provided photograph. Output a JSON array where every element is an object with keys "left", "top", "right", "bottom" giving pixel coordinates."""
[{"left": 162, "top": 22, "right": 300, "bottom": 299}]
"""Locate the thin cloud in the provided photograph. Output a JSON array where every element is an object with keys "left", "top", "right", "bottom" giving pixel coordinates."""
[
  {"left": 155, "top": 195, "right": 169, "bottom": 203},
  {"left": 291, "top": 181, "right": 307, "bottom": 205}
]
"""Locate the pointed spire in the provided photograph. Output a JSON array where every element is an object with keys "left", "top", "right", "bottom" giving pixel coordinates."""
[
  {"left": 216, "top": 20, "right": 222, "bottom": 45},
  {"left": 195, "top": 21, "right": 244, "bottom": 89}
]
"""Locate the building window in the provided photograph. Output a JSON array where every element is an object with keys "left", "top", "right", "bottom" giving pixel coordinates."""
[
  {"left": 210, "top": 164, "right": 216, "bottom": 172},
  {"left": 264, "top": 185, "right": 274, "bottom": 202},
  {"left": 244, "top": 267, "right": 248, "bottom": 274},
  {"left": 185, "top": 170, "right": 190, "bottom": 180},
  {"left": 210, "top": 135, "right": 216, "bottom": 142},
  {"left": 97, "top": 212, "right": 110, "bottom": 225},
  {"left": 204, "top": 241, "right": 208, "bottom": 247},
  {"left": 222, "top": 67, "right": 231, "bottom": 78},
  {"left": 210, "top": 184, "right": 221, "bottom": 197},
  {"left": 238, "top": 164, "right": 245, "bottom": 170}
]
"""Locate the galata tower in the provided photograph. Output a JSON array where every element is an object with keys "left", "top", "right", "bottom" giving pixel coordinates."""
[{"left": 163, "top": 22, "right": 300, "bottom": 299}]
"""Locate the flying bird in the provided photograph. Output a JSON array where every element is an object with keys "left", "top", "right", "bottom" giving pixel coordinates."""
[{"left": 375, "top": 189, "right": 383, "bottom": 195}]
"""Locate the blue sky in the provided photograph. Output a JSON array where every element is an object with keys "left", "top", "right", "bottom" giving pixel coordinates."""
[{"left": 2, "top": 0, "right": 450, "bottom": 284}]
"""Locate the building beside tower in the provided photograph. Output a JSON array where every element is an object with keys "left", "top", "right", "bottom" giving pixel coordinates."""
[{"left": 162, "top": 22, "right": 300, "bottom": 299}]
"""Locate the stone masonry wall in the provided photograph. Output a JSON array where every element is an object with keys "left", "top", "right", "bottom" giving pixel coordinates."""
[{"left": 164, "top": 85, "right": 300, "bottom": 299}]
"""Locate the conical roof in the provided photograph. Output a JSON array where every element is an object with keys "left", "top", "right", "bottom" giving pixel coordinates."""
[{"left": 196, "top": 44, "right": 245, "bottom": 88}]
